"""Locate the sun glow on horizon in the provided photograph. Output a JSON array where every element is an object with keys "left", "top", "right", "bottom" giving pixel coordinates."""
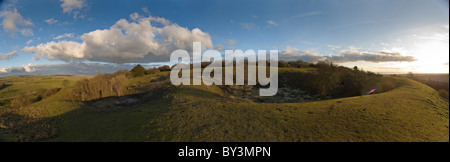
[{"left": 410, "top": 40, "right": 449, "bottom": 73}]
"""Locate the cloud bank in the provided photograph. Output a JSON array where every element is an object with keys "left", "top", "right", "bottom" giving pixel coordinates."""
[
  {"left": 279, "top": 47, "right": 324, "bottom": 62},
  {"left": 279, "top": 46, "right": 416, "bottom": 63},
  {"left": 0, "top": 63, "right": 160, "bottom": 76},
  {"left": 328, "top": 50, "right": 416, "bottom": 63},
  {"left": 0, "top": 63, "right": 35, "bottom": 74},
  {"left": 22, "top": 13, "right": 214, "bottom": 64}
]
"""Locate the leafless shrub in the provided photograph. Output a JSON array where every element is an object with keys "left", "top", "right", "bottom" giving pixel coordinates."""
[
  {"left": 146, "top": 67, "right": 160, "bottom": 75},
  {"left": 71, "top": 73, "right": 128, "bottom": 101}
]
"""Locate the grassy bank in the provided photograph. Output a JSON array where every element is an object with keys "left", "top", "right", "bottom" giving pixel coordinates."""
[{"left": 0, "top": 73, "right": 448, "bottom": 142}]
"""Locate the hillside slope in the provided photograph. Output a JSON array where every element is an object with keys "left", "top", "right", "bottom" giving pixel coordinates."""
[
  {"left": 0, "top": 75, "right": 448, "bottom": 142},
  {"left": 144, "top": 76, "right": 449, "bottom": 142}
]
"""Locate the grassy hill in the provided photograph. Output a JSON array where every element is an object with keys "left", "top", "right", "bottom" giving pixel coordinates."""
[{"left": 0, "top": 70, "right": 448, "bottom": 142}]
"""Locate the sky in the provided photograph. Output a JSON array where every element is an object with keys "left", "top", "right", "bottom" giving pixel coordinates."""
[{"left": 0, "top": 0, "right": 449, "bottom": 76}]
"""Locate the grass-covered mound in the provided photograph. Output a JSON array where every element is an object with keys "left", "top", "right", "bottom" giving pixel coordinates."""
[
  {"left": 145, "top": 76, "right": 448, "bottom": 142},
  {"left": 0, "top": 69, "right": 448, "bottom": 142}
]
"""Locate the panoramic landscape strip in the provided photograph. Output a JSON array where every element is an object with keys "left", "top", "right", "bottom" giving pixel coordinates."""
[{"left": 0, "top": 0, "right": 448, "bottom": 149}]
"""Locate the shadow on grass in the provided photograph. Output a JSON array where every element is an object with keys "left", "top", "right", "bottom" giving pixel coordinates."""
[
  {"left": 0, "top": 91, "right": 172, "bottom": 142},
  {"left": 0, "top": 84, "right": 12, "bottom": 91},
  {"left": 0, "top": 111, "right": 61, "bottom": 142},
  {"left": 51, "top": 94, "right": 172, "bottom": 141},
  {"left": 0, "top": 83, "right": 173, "bottom": 142},
  {"left": 176, "top": 85, "right": 224, "bottom": 99}
]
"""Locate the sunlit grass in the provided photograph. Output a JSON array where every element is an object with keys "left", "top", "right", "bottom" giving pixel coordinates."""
[{"left": 0, "top": 71, "right": 448, "bottom": 142}]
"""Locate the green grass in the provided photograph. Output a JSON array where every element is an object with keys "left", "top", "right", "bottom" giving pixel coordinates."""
[
  {"left": 279, "top": 67, "right": 317, "bottom": 73},
  {"left": 144, "top": 76, "right": 448, "bottom": 142},
  {"left": 0, "top": 72, "right": 448, "bottom": 142},
  {"left": 46, "top": 99, "right": 170, "bottom": 142},
  {"left": 0, "top": 75, "right": 92, "bottom": 100}
]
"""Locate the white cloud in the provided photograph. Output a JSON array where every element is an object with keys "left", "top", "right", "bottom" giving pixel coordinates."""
[
  {"left": 22, "top": 13, "right": 214, "bottom": 64},
  {"left": 53, "top": 33, "right": 75, "bottom": 39},
  {"left": 240, "top": 22, "right": 257, "bottom": 30},
  {"left": 26, "top": 39, "right": 33, "bottom": 45},
  {"left": 129, "top": 12, "right": 140, "bottom": 21},
  {"left": 266, "top": 20, "right": 278, "bottom": 26},
  {"left": 327, "top": 45, "right": 341, "bottom": 50},
  {"left": 279, "top": 46, "right": 324, "bottom": 62},
  {"left": 0, "top": 8, "right": 33, "bottom": 37},
  {"left": 288, "top": 11, "right": 321, "bottom": 20},
  {"left": 407, "top": 23, "right": 449, "bottom": 42},
  {"left": 60, "top": 0, "right": 87, "bottom": 18},
  {"left": 0, "top": 51, "right": 17, "bottom": 60},
  {"left": 23, "top": 41, "right": 86, "bottom": 62},
  {"left": 20, "top": 28, "right": 33, "bottom": 36},
  {"left": 215, "top": 44, "right": 225, "bottom": 51},
  {"left": 214, "top": 39, "right": 237, "bottom": 51},
  {"left": 44, "top": 18, "right": 59, "bottom": 25},
  {"left": 142, "top": 7, "right": 149, "bottom": 14},
  {"left": 224, "top": 39, "right": 237, "bottom": 45},
  {"left": 347, "top": 46, "right": 359, "bottom": 51},
  {"left": 415, "top": 32, "right": 449, "bottom": 42},
  {"left": 0, "top": 63, "right": 35, "bottom": 74}
]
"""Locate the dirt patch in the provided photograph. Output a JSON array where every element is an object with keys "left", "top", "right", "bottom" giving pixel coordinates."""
[
  {"left": 221, "top": 85, "right": 330, "bottom": 103},
  {"left": 84, "top": 91, "right": 166, "bottom": 112}
]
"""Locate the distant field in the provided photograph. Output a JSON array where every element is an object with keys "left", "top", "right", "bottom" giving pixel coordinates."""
[
  {"left": 392, "top": 73, "right": 449, "bottom": 83},
  {"left": 0, "top": 72, "right": 448, "bottom": 142},
  {"left": 0, "top": 75, "right": 93, "bottom": 100}
]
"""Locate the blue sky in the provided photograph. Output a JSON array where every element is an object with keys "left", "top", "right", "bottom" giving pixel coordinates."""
[{"left": 0, "top": 0, "right": 449, "bottom": 76}]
